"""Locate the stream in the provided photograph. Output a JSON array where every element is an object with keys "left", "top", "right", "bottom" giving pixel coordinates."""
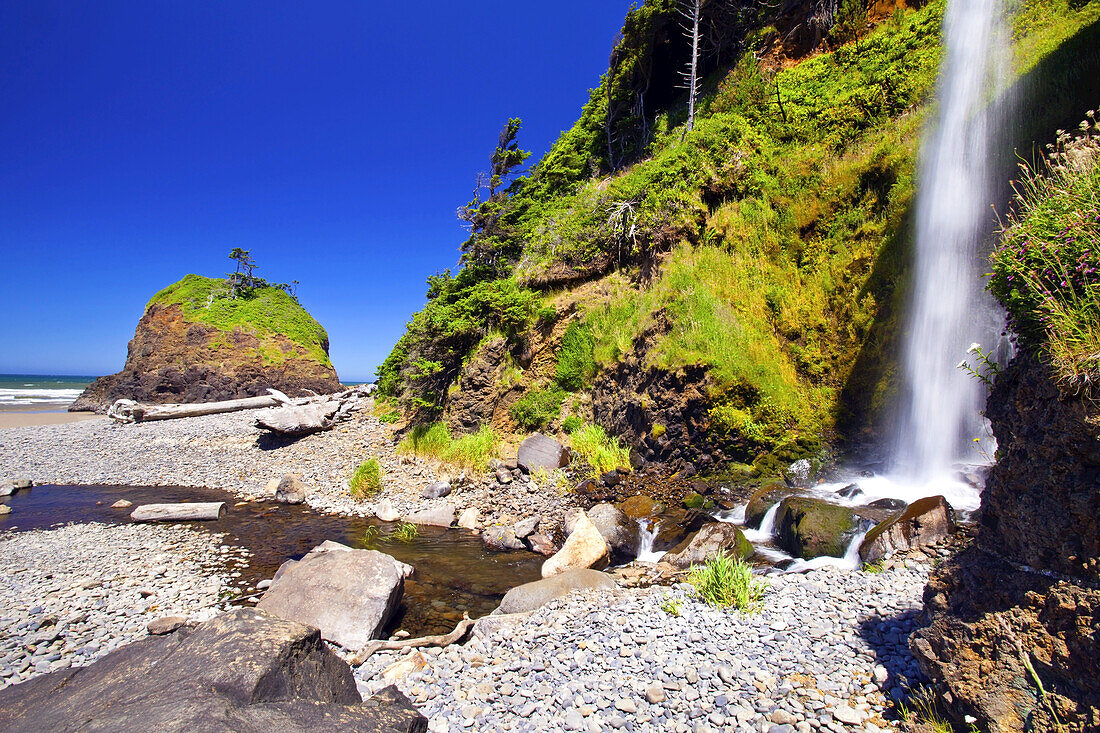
[{"left": 0, "top": 484, "right": 544, "bottom": 637}]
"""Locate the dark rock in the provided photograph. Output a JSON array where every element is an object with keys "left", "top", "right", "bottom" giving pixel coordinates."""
[
  {"left": 600, "top": 470, "right": 621, "bottom": 488},
  {"left": 525, "top": 532, "right": 558, "bottom": 556},
  {"left": 858, "top": 495, "right": 956, "bottom": 564},
  {"left": 513, "top": 516, "right": 540, "bottom": 539},
  {"left": 517, "top": 434, "right": 570, "bottom": 473},
  {"left": 0, "top": 608, "right": 426, "bottom": 732},
  {"left": 867, "top": 498, "right": 907, "bottom": 512},
  {"left": 274, "top": 474, "right": 308, "bottom": 504},
  {"left": 443, "top": 337, "right": 510, "bottom": 434},
  {"left": 774, "top": 497, "right": 856, "bottom": 559},
  {"left": 482, "top": 526, "right": 525, "bottom": 552},
  {"left": 744, "top": 483, "right": 795, "bottom": 528},
  {"left": 681, "top": 491, "right": 706, "bottom": 510},
  {"left": 837, "top": 483, "right": 862, "bottom": 499},
  {"left": 663, "top": 524, "right": 754, "bottom": 570},
  {"left": 257, "top": 541, "right": 405, "bottom": 649},
  {"left": 146, "top": 616, "right": 188, "bottom": 635},
  {"left": 420, "top": 481, "right": 451, "bottom": 500},
  {"left": 498, "top": 569, "right": 616, "bottom": 614},
  {"left": 618, "top": 495, "right": 663, "bottom": 521},
  {"left": 653, "top": 508, "right": 712, "bottom": 552},
  {"left": 586, "top": 503, "right": 640, "bottom": 561}
]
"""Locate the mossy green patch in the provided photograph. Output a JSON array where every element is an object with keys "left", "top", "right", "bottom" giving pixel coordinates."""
[{"left": 149, "top": 274, "right": 332, "bottom": 367}]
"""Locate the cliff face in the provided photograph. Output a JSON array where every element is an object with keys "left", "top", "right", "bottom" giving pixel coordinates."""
[
  {"left": 911, "top": 354, "right": 1100, "bottom": 731},
  {"left": 72, "top": 276, "right": 341, "bottom": 412}
]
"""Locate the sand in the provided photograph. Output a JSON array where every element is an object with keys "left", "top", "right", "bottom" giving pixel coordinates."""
[{"left": 0, "top": 411, "right": 103, "bottom": 429}]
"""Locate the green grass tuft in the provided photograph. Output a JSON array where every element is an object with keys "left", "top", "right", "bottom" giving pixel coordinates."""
[
  {"left": 397, "top": 423, "right": 501, "bottom": 472},
  {"left": 687, "top": 551, "right": 768, "bottom": 612},
  {"left": 569, "top": 423, "right": 631, "bottom": 477},
  {"left": 556, "top": 322, "right": 598, "bottom": 391},
  {"left": 349, "top": 458, "right": 383, "bottom": 499},
  {"left": 388, "top": 522, "right": 419, "bottom": 543},
  {"left": 509, "top": 387, "right": 566, "bottom": 431}
]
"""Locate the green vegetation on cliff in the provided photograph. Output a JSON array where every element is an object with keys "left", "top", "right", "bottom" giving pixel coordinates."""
[
  {"left": 149, "top": 274, "right": 332, "bottom": 367},
  {"left": 381, "top": 0, "right": 1100, "bottom": 469}
]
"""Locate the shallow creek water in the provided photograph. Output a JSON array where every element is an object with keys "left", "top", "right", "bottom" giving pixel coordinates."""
[{"left": 0, "top": 484, "right": 544, "bottom": 636}]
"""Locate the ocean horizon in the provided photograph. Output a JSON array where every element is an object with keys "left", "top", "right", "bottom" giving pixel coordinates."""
[{"left": 0, "top": 374, "right": 94, "bottom": 412}]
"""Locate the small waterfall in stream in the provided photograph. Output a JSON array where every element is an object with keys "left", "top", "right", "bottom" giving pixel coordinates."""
[
  {"left": 892, "top": 0, "right": 1010, "bottom": 485},
  {"left": 635, "top": 519, "right": 665, "bottom": 563}
]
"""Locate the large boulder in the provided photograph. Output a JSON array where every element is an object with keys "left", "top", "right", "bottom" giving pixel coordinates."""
[
  {"left": 70, "top": 275, "right": 341, "bottom": 413},
  {"left": 0, "top": 608, "right": 426, "bottom": 732},
  {"left": 258, "top": 541, "right": 405, "bottom": 649},
  {"left": 663, "top": 523, "right": 755, "bottom": 570},
  {"left": 653, "top": 508, "right": 712, "bottom": 551},
  {"left": 774, "top": 497, "right": 857, "bottom": 559},
  {"left": 403, "top": 503, "right": 455, "bottom": 527},
  {"left": 517, "top": 433, "right": 570, "bottom": 473},
  {"left": 744, "top": 482, "right": 795, "bottom": 528},
  {"left": 498, "top": 569, "right": 616, "bottom": 614},
  {"left": 584, "top": 503, "right": 640, "bottom": 562},
  {"left": 858, "top": 495, "right": 956, "bottom": 564},
  {"left": 542, "top": 512, "right": 610, "bottom": 578},
  {"left": 618, "top": 494, "right": 663, "bottom": 521}
]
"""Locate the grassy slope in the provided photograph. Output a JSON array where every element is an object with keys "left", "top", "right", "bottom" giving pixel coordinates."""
[{"left": 148, "top": 274, "right": 332, "bottom": 367}]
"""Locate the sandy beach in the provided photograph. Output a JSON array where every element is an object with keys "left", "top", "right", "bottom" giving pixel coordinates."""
[{"left": 0, "top": 410, "right": 102, "bottom": 430}]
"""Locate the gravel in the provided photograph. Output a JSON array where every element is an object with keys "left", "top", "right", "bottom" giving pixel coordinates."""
[
  {"left": 354, "top": 562, "right": 933, "bottom": 732},
  {"left": 0, "top": 522, "right": 247, "bottom": 690}
]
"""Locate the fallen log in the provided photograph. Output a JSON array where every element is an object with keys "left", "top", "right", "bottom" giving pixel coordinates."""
[
  {"left": 348, "top": 613, "right": 474, "bottom": 666},
  {"left": 130, "top": 502, "right": 226, "bottom": 522},
  {"left": 253, "top": 400, "right": 341, "bottom": 437},
  {"left": 108, "top": 395, "right": 282, "bottom": 423}
]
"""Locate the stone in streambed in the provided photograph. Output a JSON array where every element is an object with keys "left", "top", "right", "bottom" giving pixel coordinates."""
[
  {"left": 663, "top": 523, "right": 754, "bottom": 569},
  {"left": 0, "top": 608, "right": 425, "bottom": 732},
  {"left": 744, "top": 483, "right": 795, "bottom": 528},
  {"left": 618, "top": 495, "right": 663, "bottom": 521},
  {"left": 110, "top": 499, "right": 133, "bottom": 509},
  {"left": 0, "top": 478, "right": 32, "bottom": 498},
  {"left": 775, "top": 497, "right": 856, "bottom": 560},
  {"left": 498, "top": 569, "right": 616, "bottom": 614},
  {"left": 513, "top": 515, "right": 540, "bottom": 539},
  {"left": 0, "top": 505, "right": 10, "bottom": 516},
  {"left": 404, "top": 503, "right": 455, "bottom": 527},
  {"left": 859, "top": 495, "right": 956, "bottom": 564},
  {"left": 258, "top": 541, "right": 405, "bottom": 649},
  {"left": 526, "top": 532, "right": 557, "bottom": 556},
  {"left": 275, "top": 474, "right": 308, "bottom": 504},
  {"left": 542, "top": 512, "right": 610, "bottom": 578},
  {"left": 420, "top": 481, "right": 451, "bottom": 499},
  {"left": 457, "top": 507, "right": 479, "bottom": 530},
  {"left": 374, "top": 499, "right": 401, "bottom": 522},
  {"left": 147, "top": 616, "right": 189, "bottom": 635},
  {"left": 517, "top": 434, "right": 570, "bottom": 473},
  {"left": 482, "top": 526, "right": 525, "bottom": 552}
]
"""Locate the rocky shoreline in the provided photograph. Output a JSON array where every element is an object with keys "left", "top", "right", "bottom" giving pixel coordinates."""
[{"left": 0, "top": 522, "right": 247, "bottom": 690}]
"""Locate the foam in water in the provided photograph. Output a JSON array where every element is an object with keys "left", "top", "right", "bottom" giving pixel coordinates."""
[
  {"left": 742, "top": 502, "right": 781, "bottom": 544},
  {"left": 635, "top": 519, "right": 666, "bottom": 563},
  {"left": 893, "top": 0, "right": 1008, "bottom": 485},
  {"left": 0, "top": 388, "right": 83, "bottom": 405},
  {"left": 782, "top": 529, "right": 869, "bottom": 574}
]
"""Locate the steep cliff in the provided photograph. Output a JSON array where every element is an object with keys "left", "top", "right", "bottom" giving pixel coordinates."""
[{"left": 71, "top": 275, "right": 340, "bottom": 412}]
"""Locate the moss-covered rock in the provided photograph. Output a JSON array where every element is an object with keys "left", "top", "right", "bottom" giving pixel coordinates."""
[
  {"left": 744, "top": 482, "right": 796, "bottom": 528},
  {"left": 663, "top": 523, "right": 754, "bottom": 569},
  {"left": 72, "top": 275, "right": 340, "bottom": 412},
  {"left": 775, "top": 497, "right": 856, "bottom": 560}
]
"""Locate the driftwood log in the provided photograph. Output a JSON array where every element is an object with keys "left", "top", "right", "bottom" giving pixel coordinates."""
[
  {"left": 108, "top": 395, "right": 283, "bottom": 423},
  {"left": 130, "top": 502, "right": 226, "bottom": 522},
  {"left": 253, "top": 400, "right": 341, "bottom": 437},
  {"left": 348, "top": 613, "right": 475, "bottom": 666}
]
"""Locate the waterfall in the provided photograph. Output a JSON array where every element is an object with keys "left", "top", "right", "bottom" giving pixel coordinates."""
[
  {"left": 893, "top": 0, "right": 1009, "bottom": 482},
  {"left": 635, "top": 519, "right": 665, "bottom": 563},
  {"left": 742, "top": 502, "right": 781, "bottom": 544}
]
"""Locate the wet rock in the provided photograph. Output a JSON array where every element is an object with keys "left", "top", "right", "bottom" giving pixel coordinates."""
[
  {"left": 110, "top": 499, "right": 133, "bottom": 509},
  {"left": 526, "top": 532, "right": 557, "bottom": 556},
  {"left": 498, "top": 569, "right": 616, "bottom": 614},
  {"left": 663, "top": 523, "right": 754, "bottom": 569},
  {"left": 274, "top": 474, "right": 308, "bottom": 504},
  {"left": 258, "top": 541, "right": 405, "bottom": 649},
  {"left": 0, "top": 478, "right": 31, "bottom": 498},
  {"left": 774, "top": 497, "right": 856, "bottom": 560},
  {"left": 457, "top": 507, "right": 479, "bottom": 530},
  {"left": 517, "top": 434, "right": 570, "bottom": 473},
  {"left": 0, "top": 608, "right": 426, "bottom": 732},
  {"left": 147, "top": 616, "right": 189, "bottom": 635},
  {"left": 744, "top": 483, "right": 795, "bottom": 528},
  {"left": 618, "top": 495, "right": 662, "bottom": 521},
  {"left": 482, "top": 527, "right": 525, "bottom": 552},
  {"left": 420, "top": 481, "right": 451, "bottom": 500},
  {"left": 859, "top": 495, "right": 956, "bottom": 564},
  {"left": 867, "top": 498, "right": 907, "bottom": 512},
  {"left": 653, "top": 508, "right": 712, "bottom": 551},
  {"left": 585, "top": 503, "right": 639, "bottom": 561},
  {"left": 542, "top": 512, "right": 610, "bottom": 578},
  {"left": 0, "top": 505, "right": 10, "bottom": 516},
  {"left": 404, "top": 504, "right": 455, "bottom": 528},
  {"left": 837, "top": 483, "right": 862, "bottom": 499}
]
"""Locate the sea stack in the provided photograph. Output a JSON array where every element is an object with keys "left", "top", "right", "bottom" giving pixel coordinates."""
[{"left": 71, "top": 275, "right": 341, "bottom": 412}]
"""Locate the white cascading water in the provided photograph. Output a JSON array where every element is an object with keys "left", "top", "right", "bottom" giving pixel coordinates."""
[
  {"left": 892, "top": 0, "right": 1008, "bottom": 486},
  {"left": 635, "top": 520, "right": 665, "bottom": 563}
]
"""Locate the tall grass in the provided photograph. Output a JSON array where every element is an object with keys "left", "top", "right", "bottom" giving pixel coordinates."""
[
  {"left": 349, "top": 458, "right": 383, "bottom": 500},
  {"left": 687, "top": 552, "right": 768, "bottom": 613},
  {"left": 397, "top": 422, "right": 501, "bottom": 472},
  {"left": 990, "top": 114, "right": 1100, "bottom": 389},
  {"left": 569, "top": 423, "right": 631, "bottom": 477}
]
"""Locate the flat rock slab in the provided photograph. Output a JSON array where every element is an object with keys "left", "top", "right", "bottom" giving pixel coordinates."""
[
  {"left": 517, "top": 433, "right": 570, "bottom": 473},
  {"left": 258, "top": 542, "right": 405, "bottom": 650},
  {"left": 404, "top": 504, "right": 455, "bottom": 527},
  {"left": 0, "top": 608, "right": 426, "bottom": 732},
  {"left": 499, "top": 569, "right": 616, "bottom": 614}
]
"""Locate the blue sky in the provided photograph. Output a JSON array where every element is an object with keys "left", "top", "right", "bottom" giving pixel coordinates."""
[{"left": 0, "top": 1, "right": 635, "bottom": 381}]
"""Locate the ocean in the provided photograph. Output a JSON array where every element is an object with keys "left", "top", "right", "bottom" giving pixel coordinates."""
[{"left": 0, "top": 374, "right": 94, "bottom": 412}]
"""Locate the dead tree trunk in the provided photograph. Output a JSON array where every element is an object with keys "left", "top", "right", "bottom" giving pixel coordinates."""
[{"left": 130, "top": 502, "right": 226, "bottom": 522}]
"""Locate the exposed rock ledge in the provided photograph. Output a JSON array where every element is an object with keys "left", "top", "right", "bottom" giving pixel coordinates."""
[{"left": 911, "top": 354, "right": 1100, "bottom": 731}]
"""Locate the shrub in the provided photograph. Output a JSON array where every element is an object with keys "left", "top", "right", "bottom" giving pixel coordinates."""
[
  {"left": 556, "top": 322, "right": 597, "bottom": 391},
  {"left": 510, "top": 388, "right": 565, "bottom": 431},
  {"left": 349, "top": 458, "right": 382, "bottom": 499},
  {"left": 687, "top": 551, "right": 767, "bottom": 612},
  {"left": 569, "top": 423, "right": 631, "bottom": 477},
  {"left": 989, "top": 116, "right": 1100, "bottom": 388},
  {"left": 562, "top": 415, "right": 584, "bottom": 434},
  {"left": 397, "top": 422, "right": 500, "bottom": 472}
]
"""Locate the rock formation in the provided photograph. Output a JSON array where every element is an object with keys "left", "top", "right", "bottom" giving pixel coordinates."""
[
  {"left": 911, "top": 354, "right": 1100, "bottom": 731},
  {"left": 71, "top": 274, "right": 340, "bottom": 412}
]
